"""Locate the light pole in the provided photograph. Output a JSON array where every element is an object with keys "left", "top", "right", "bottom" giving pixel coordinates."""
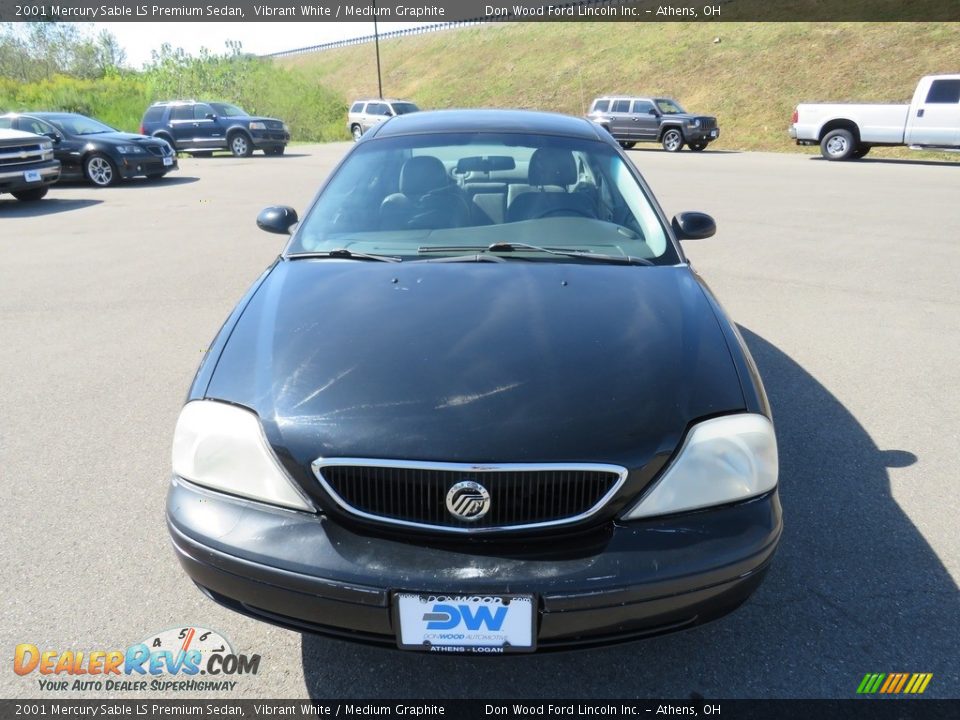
[{"left": 373, "top": 1, "right": 383, "bottom": 99}]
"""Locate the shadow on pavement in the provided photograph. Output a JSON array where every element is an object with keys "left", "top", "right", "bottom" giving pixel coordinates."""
[
  {"left": 809, "top": 156, "right": 958, "bottom": 168},
  {"left": 0, "top": 197, "right": 102, "bottom": 217},
  {"left": 301, "top": 327, "right": 958, "bottom": 698}
]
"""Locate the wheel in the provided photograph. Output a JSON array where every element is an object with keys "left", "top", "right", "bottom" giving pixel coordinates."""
[
  {"left": 145, "top": 171, "right": 167, "bottom": 180},
  {"left": 351, "top": 124, "right": 363, "bottom": 142},
  {"left": 12, "top": 186, "right": 48, "bottom": 201},
  {"left": 84, "top": 153, "right": 118, "bottom": 187},
  {"left": 820, "top": 129, "right": 856, "bottom": 161},
  {"left": 661, "top": 128, "right": 684, "bottom": 152},
  {"left": 688, "top": 142, "right": 707, "bottom": 152},
  {"left": 190, "top": 151, "right": 213, "bottom": 158},
  {"left": 229, "top": 132, "right": 253, "bottom": 158},
  {"left": 264, "top": 146, "right": 285, "bottom": 156},
  {"left": 619, "top": 141, "right": 636, "bottom": 149},
  {"left": 852, "top": 145, "right": 871, "bottom": 159}
]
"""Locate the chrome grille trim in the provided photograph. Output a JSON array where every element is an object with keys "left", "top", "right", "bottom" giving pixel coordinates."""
[{"left": 310, "top": 457, "right": 629, "bottom": 534}]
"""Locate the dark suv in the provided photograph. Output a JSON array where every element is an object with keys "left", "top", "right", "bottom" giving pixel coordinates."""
[
  {"left": 587, "top": 96, "right": 719, "bottom": 152},
  {"left": 141, "top": 101, "right": 289, "bottom": 157}
]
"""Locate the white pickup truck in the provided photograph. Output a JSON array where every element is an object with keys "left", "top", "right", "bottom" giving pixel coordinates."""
[{"left": 789, "top": 74, "right": 960, "bottom": 160}]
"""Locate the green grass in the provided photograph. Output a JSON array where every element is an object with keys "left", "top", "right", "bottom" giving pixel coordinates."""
[{"left": 280, "top": 22, "right": 960, "bottom": 158}]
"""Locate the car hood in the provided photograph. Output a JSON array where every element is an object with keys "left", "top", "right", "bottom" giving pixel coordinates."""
[
  {"left": 79, "top": 132, "right": 165, "bottom": 145},
  {"left": 205, "top": 261, "right": 745, "bottom": 470},
  {"left": 665, "top": 113, "right": 715, "bottom": 122}
]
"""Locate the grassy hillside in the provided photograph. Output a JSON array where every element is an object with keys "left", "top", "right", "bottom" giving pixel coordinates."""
[{"left": 279, "top": 22, "right": 960, "bottom": 155}]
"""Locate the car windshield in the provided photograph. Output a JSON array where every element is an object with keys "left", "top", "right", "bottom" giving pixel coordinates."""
[
  {"left": 49, "top": 115, "right": 116, "bottom": 135},
  {"left": 391, "top": 102, "right": 419, "bottom": 115},
  {"left": 655, "top": 99, "right": 685, "bottom": 115},
  {"left": 210, "top": 103, "right": 248, "bottom": 117},
  {"left": 287, "top": 132, "right": 676, "bottom": 265}
]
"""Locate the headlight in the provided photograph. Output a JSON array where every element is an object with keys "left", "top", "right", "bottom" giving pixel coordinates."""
[
  {"left": 249, "top": 121, "right": 266, "bottom": 130},
  {"left": 172, "top": 400, "right": 315, "bottom": 511},
  {"left": 688, "top": 119, "right": 702, "bottom": 128},
  {"left": 40, "top": 142, "right": 53, "bottom": 151},
  {"left": 622, "top": 414, "right": 778, "bottom": 520},
  {"left": 116, "top": 145, "right": 145, "bottom": 154}
]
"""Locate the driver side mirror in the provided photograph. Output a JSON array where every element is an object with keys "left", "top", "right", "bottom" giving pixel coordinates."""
[
  {"left": 672, "top": 212, "right": 716, "bottom": 240},
  {"left": 205, "top": 113, "right": 217, "bottom": 120},
  {"left": 43, "top": 131, "right": 62, "bottom": 144},
  {"left": 257, "top": 206, "right": 299, "bottom": 235}
]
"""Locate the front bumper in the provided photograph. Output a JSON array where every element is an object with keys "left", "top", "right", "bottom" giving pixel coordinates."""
[
  {"left": 683, "top": 127, "right": 720, "bottom": 143},
  {"left": 117, "top": 153, "right": 177, "bottom": 178},
  {"left": 167, "top": 478, "right": 781, "bottom": 650},
  {"left": 0, "top": 160, "right": 60, "bottom": 191},
  {"left": 251, "top": 130, "right": 289, "bottom": 148}
]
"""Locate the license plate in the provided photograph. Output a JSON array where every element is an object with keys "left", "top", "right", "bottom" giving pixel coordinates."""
[
  {"left": 395, "top": 593, "right": 535, "bottom": 653},
  {"left": 710, "top": 130, "right": 718, "bottom": 138},
  {"left": 23, "top": 170, "right": 41, "bottom": 182},
  {"left": 162, "top": 157, "right": 174, "bottom": 167}
]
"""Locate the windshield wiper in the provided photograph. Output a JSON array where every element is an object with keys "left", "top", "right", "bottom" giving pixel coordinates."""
[
  {"left": 287, "top": 249, "right": 402, "bottom": 263},
  {"left": 418, "top": 242, "right": 653, "bottom": 266}
]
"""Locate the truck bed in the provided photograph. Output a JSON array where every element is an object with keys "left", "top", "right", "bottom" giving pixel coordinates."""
[{"left": 793, "top": 103, "right": 909, "bottom": 144}]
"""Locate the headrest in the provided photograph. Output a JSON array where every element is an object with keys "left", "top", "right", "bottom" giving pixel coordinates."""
[
  {"left": 528, "top": 148, "right": 577, "bottom": 187},
  {"left": 400, "top": 155, "right": 449, "bottom": 196}
]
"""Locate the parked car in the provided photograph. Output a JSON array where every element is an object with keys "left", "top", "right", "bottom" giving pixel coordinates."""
[
  {"left": 587, "top": 95, "right": 720, "bottom": 152},
  {"left": 0, "top": 112, "right": 176, "bottom": 188},
  {"left": 0, "top": 127, "right": 60, "bottom": 201},
  {"left": 141, "top": 101, "right": 289, "bottom": 157},
  {"left": 167, "top": 109, "right": 781, "bottom": 654},
  {"left": 789, "top": 74, "right": 960, "bottom": 160},
  {"left": 348, "top": 98, "right": 420, "bottom": 141}
]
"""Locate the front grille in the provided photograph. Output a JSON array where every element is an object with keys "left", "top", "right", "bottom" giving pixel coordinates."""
[
  {"left": 145, "top": 145, "right": 167, "bottom": 157},
  {"left": 266, "top": 120, "right": 284, "bottom": 130},
  {"left": 0, "top": 143, "right": 46, "bottom": 167},
  {"left": 312, "top": 459, "right": 627, "bottom": 533},
  {"left": 700, "top": 117, "right": 717, "bottom": 131}
]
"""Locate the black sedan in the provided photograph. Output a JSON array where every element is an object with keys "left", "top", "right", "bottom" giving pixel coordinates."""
[
  {"left": 167, "top": 110, "right": 781, "bottom": 653},
  {"left": 0, "top": 112, "right": 177, "bottom": 187}
]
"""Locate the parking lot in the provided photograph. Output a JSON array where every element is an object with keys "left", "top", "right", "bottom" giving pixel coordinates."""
[{"left": 2, "top": 145, "right": 958, "bottom": 699}]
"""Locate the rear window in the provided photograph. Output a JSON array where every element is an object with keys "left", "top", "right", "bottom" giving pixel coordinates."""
[
  {"left": 170, "top": 105, "right": 193, "bottom": 121},
  {"left": 142, "top": 106, "right": 164, "bottom": 124},
  {"left": 350, "top": 102, "right": 365, "bottom": 113},
  {"left": 926, "top": 79, "right": 960, "bottom": 104},
  {"left": 591, "top": 99, "right": 609, "bottom": 113}
]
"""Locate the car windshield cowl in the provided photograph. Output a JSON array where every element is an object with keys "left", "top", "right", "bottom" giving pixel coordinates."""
[{"left": 417, "top": 242, "right": 655, "bottom": 266}]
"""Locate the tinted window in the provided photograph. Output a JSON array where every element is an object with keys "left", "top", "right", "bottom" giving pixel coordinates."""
[
  {"left": 210, "top": 103, "right": 247, "bottom": 117},
  {"left": 20, "top": 117, "right": 56, "bottom": 135},
  {"left": 391, "top": 102, "right": 419, "bottom": 115},
  {"left": 631, "top": 100, "right": 655, "bottom": 114},
  {"left": 0, "top": 117, "right": 11, "bottom": 129},
  {"left": 170, "top": 105, "right": 193, "bottom": 121},
  {"left": 142, "top": 106, "right": 164, "bottom": 124},
  {"left": 611, "top": 100, "right": 630, "bottom": 113},
  {"left": 367, "top": 103, "right": 390, "bottom": 116},
  {"left": 592, "top": 99, "right": 609, "bottom": 113},
  {"left": 194, "top": 104, "right": 216, "bottom": 120},
  {"left": 926, "top": 79, "right": 960, "bottom": 104},
  {"left": 350, "top": 102, "right": 365, "bottom": 113}
]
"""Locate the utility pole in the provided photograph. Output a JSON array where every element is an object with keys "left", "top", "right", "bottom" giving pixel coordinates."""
[{"left": 373, "top": 1, "right": 383, "bottom": 99}]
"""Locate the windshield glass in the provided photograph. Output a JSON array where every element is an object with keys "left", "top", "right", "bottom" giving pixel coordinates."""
[
  {"left": 210, "top": 103, "right": 248, "bottom": 117},
  {"left": 49, "top": 115, "right": 116, "bottom": 135},
  {"left": 391, "top": 102, "right": 419, "bottom": 115},
  {"left": 288, "top": 133, "right": 676, "bottom": 265},
  {"left": 655, "top": 99, "right": 685, "bottom": 115}
]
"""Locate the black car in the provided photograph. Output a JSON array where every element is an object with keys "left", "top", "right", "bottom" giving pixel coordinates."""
[
  {"left": 0, "top": 112, "right": 177, "bottom": 187},
  {"left": 141, "top": 101, "right": 289, "bottom": 157},
  {"left": 167, "top": 110, "right": 781, "bottom": 653},
  {"left": 587, "top": 96, "right": 720, "bottom": 152}
]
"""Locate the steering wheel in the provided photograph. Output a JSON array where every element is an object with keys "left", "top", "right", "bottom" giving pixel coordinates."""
[{"left": 534, "top": 208, "right": 595, "bottom": 220}]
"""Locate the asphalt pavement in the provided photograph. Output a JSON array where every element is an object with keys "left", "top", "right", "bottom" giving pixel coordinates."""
[{"left": 1, "top": 144, "right": 957, "bottom": 699}]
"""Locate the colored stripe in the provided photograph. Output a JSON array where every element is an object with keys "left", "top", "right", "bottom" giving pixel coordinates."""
[
  {"left": 868, "top": 673, "right": 886, "bottom": 694},
  {"left": 917, "top": 674, "right": 933, "bottom": 694},
  {"left": 856, "top": 674, "right": 873, "bottom": 694},
  {"left": 893, "top": 673, "right": 910, "bottom": 693},
  {"left": 904, "top": 674, "right": 920, "bottom": 693},
  {"left": 879, "top": 675, "right": 896, "bottom": 693}
]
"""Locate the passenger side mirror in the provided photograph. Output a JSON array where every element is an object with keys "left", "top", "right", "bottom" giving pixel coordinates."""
[
  {"left": 672, "top": 212, "right": 716, "bottom": 240},
  {"left": 257, "top": 206, "right": 299, "bottom": 235}
]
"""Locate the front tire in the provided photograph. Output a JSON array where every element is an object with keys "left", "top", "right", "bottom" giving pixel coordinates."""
[
  {"left": 264, "top": 146, "right": 285, "bottom": 156},
  {"left": 820, "top": 129, "right": 856, "bottom": 161},
  {"left": 145, "top": 171, "right": 168, "bottom": 180},
  {"left": 190, "top": 151, "right": 214, "bottom": 158},
  {"left": 351, "top": 124, "right": 363, "bottom": 142},
  {"left": 12, "top": 186, "right": 48, "bottom": 201},
  {"left": 688, "top": 142, "right": 707, "bottom": 152},
  {"left": 662, "top": 128, "right": 684, "bottom": 152},
  {"left": 85, "top": 153, "right": 118, "bottom": 187},
  {"left": 229, "top": 133, "right": 253, "bottom": 158},
  {"left": 619, "top": 141, "right": 636, "bottom": 149}
]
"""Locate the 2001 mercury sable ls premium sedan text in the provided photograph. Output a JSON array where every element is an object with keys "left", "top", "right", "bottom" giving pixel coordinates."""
[{"left": 167, "top": 110, "right": 782, "bottom": 653}]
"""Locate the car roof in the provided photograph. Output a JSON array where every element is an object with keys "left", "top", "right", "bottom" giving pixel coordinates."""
[
  {"left": 369, "top": 109, "right": 606, "bottom": 141},
  {"left": 3, "top": 112, "right": 83, "bottom": 120}
]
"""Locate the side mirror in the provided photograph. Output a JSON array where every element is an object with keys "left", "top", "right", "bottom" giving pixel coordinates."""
[
  {"left": 205, "top": 113, "right": 217, "bottom": 120},
  {"left": 648, "top": 109, "right": 659, "bottom": 116},
  {"left": 257, "top": 206, "right": 298, "bottom": 235},
  {"left": 43, "top": 131, "right": 62, "bottom": 144},
  {"left": 672, "top": 212, "right": 716, "bottom": 240}
]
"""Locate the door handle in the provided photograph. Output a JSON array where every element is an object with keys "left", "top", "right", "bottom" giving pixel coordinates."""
[{"left": 917, "top": 108, "right": 925, "bottom": 118}]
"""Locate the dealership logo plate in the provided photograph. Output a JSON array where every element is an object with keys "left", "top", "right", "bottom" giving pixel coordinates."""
[{"left": 395, "top": 593, "right": 535, "bottom": 653}]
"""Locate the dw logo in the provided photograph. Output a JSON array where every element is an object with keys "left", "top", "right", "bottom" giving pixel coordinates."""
[{"left": 423, "top": 604, "right": 507, "bottom": 631}]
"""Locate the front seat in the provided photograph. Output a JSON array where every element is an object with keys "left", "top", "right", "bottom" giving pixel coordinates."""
[
  {"left": 380, "top": 156, "right": 471, "bottom": 230},
  {"left": 506, "top": 148, "right": 596, "bottom": 223}
]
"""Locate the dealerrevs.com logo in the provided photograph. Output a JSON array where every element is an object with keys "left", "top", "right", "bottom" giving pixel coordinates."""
[{"left": 14, "top": 626, "right": 260, "bottom": 692}]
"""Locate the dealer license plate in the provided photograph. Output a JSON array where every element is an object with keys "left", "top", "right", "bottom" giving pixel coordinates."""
[
  {"left": 163, "top": 157, "right": 174, "bottom": 166},
  {"left": 395, "top": 593, "right": 535, "bottom": 653},
  {"left": 23, "top": 170, "right": 41, "bottom": 182},
  {"left": 710, "top": 130, "right": 718, "bottom": 138}
]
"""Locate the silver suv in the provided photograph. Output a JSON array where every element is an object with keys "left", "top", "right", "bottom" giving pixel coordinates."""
[{"left": 347, "top": 99, "right": 420, "bottom": 141}]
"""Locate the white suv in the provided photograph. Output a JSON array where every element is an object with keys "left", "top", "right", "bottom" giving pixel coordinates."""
[{"left": 347, "top": 99, "right": 420, "bottom": 141}]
